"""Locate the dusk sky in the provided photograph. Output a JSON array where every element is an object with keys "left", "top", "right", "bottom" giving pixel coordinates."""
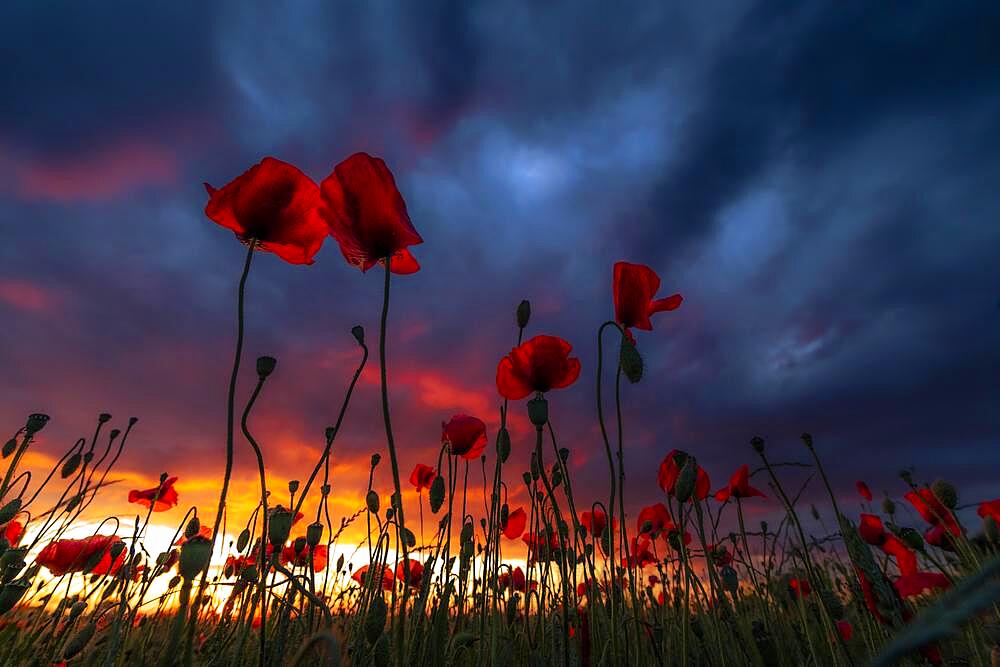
[{"left": 2, "top": 2, "right": 998, "bottom": 546}]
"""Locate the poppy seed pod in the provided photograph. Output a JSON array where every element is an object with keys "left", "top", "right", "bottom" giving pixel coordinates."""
[
  {"left": 674, "top": 458, "right": 698, "bottom": 503},
  {"left": 1, "top": 439, "right": 15, "bottom": 458},
  {"left": 25, "top": 413, "right": 49, "bottom": 435},
  {"left": 256, "top": 356, "right": 277, "bottom": 378},
  {"left": 750, "top": 436, "right": 765, "bottom": 453},
  {"left": 268, "top": 508, "right": 294, "bottom": 546},
  {"left": 178, "top": 536, "right": 213, "bottom": 580},
  {"left": 896, "top": 526, "right": 924, "bottom": 551},
  {"left": 306, "top": 522, "right": 323, "bottom": 547},
  {"left": 930, "top": 479, "right": 958, "bottom": 509},
  {"left": 366, "top": 491, "right": 380, "bottom": 514},
  {"left": 516, "top": 300, "right": 531, "bottom": 329},
  {"left": 429, "top": 476, "right": 445, "bottom": 514},
  {"left": 496, "top": 427, "right": 511, "bottom": 464},
  {"left": 351, "top": 325, "right": 365, "bottom": 345},
  {"left": 527, "top": 395, "right": 548, "bottom": 427},
  {"left": 288, "top": 480, "right": 300, "bottom": 494}
]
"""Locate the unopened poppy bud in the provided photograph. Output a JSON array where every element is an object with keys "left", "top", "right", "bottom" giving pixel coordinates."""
[
  {"left": 500, "top": 504, "right": 509, "bottom": 526},
  {"left": 25, "top": 413, "right": 49, "bottom": 435},
  {"left": 184, "top": 517, "right": 201, "bottom": 539},
  {"left": 293, "top": 537, "right": 307, "bottom": 556},
  {"left": 1, "top": 439, "right": 15, "bottom": 458},
  {"left": 522, "top": 472, "right": 532, "bottom": 487},
  {"left": 61, "top": 453, "right": 82, "bottom": 478},
  {"left": 306, "top": 522, "right": 323, "bottom": 546},
  {"left": 403, "top": 528, "right": 416, "bottom": 548},
  {"left": 516, "top": 300, "right": 531, "bottom": 329},
  {"left": 620, "top": 337, "right": 643, "bottom": 384},
  {"left": 321, "top": 484, "right": 331, "bottom": 496},
  {"left": 364, "top": 594, "right": 387, "bottom": 644},
  {"left": 109, "top": 542, "right": 126, "bottom": 562},
  {"left": 240, "top": 566, "right": 259, "bottom": 583},
  {"left": 930, "top": 479, "right": 957, "bottom": 509},
  {"left": 83, "top": 452, "right": 94, "bottom": 464},
  {"left": 63, "top": 620, "right": 96, "bottom": 659},
  {"left": 800, "top": 432, "right": 814, "bottom": 449},
  {"left": 67, "top": 600, "right": 87, "bottom": 623},
  {"left": 110, "top": 428, "right": 121, "bottom": 440},
  {"left": 371, "top": 453, "right": 381, "bottom": 468},
  {"left": 256, "top": 356, "right": 277, "bottom": 378},
  {"left": 527, "top": 395, "right": 548, "bottom": 427},
  {"left": 760, "top": 521, "right": 768, "bottom": 534},
  {"left": 178, "top": 536, "right": 213, "bottom": 580},
  {"left": 899, "top": 469, "right": 913, "bottom": 485},
  {"left": 984, "top": 516, "right": 999, "bottom": 543},
  {"left": 750, "top": 436, "right": 765, "bottom": 453},
  {"left": 288, "top": 479, "right": 300, "bottom": 494},
  {"left": 351, "top": 325, "right": 365, "bottom": 346},
  {"left": 324, "top": 426, "right": 335, "bottom": 442},
  {"left": 675, "top": 458, "right": 697, "bottom": 503},
  {"left": 0, "top": 499, "right": 21, "bottom": 525},
  {"left": 168, "top": 575, "right": 181, "bottom": 588},
  {"left": 98, "top": 413, "right": 112, "bottom": 423},
  {"left": 429, "top": 476, "right": 445, "bottom": 514},
  {"left": 237, "top": 528, "right": 251, "bottom": 552},
  {"left": 551, "top": 468, "right": 562, "bottom": 487},
  {"left": 268, "top": 507, "right": 294, "bottom": 546},
  {"left": 0, "top": 579, "right": 29, "bottom": 614},
  {"left": 882, "top": 497, "right": 896, "bottom": 515},
  {"left": 896, "top": 526, "right": 924, "bottom": 551},
  {"left": 559, "top": 448, "right": 569, "bottom": 463},
  {"left": 366, "top": 490, "right": 380, "bottom": 514},
  {"left": 497, "top": 427, "right": 511, "bottom": 463},
  {"left": 159, "top": 471, "right": 169, "bottom": 484}
]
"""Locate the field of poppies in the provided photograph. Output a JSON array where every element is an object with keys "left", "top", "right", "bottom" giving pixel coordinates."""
[{"left": 1, "top": 152, "right": 998, "bottom": 666}]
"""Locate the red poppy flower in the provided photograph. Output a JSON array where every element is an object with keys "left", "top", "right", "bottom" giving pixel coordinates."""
[
  {"left": 977, "top": 499, "right": 1000, "bottom": 524},
  {"left": 2, "top": 520, "right": 24, "bottom": 546},
  {"left": 904, "top": 489, "right": 962, "bottom": 538},
  {"left": 707, "top": 544, "right": 733, "bottom": 567},
  {"left": 893, "top": 571, "right": 950, "bottom": 599},
  {"left": 174, "top": 525, "right": 213, "bottom": 546},
  {"left": 656, "top": 449, "right": 710, "bottom": 501},
  {"left": 409, "top": 463, "right": 437, "bottom": 492},
  {"left": 853, "top": 566, "right": 885, "bottom": 623},
  {"left": 204, "top": 157, "right": 327, "bottom": 265},
  {"left": 496, "top": 335, "right": 581, "bottom": 400},
  {"left": 320, "top": 152, "right": 423, "bottom": 274},
  {"left": 580, "top": 509, "right": 618, "bottom": 538},
  {"left": 499, "top": 566, "right": 536, "bottom": 593},
  {"left": 612, "top": 261, "right": 682, "bottom": 333},
  {"left": 789, "top": 578, "right": 811, "bottom": 598},
  {"left": 279, "top": 542, "right": 328, "bottom": 571},
  {"left": 128, "top": 476, "right": 179, "bottom": 512},
  {"left": 713, "top": 465, "right": 766, "bottom": 502},
  {"left": 351, "top": 565, "right": 394, "bottom": 591},
  {"left": 923, "top": 524, "right": 957, "bottom": 552},
  {"left": 836, "top": 619, "right": 853, "bottom": 642},
  {"left": 623, "top": 536, "right": 658, "bottom": 568},
  {"left": 663, "top": 524, "right": 693, "bottom": 550},
  {"left": 224, "top": 554, "right": 257, "bottom": 577},
  {"left": 501, "top": 507, "right": 527, "bottom": 540},
  {"left": 37, "top": 535, "right": 125, "bottom": 577},
  {"left": 395, "top": 559, "right": 424, "bottom": 588},
  {"left": 858, "top": 514, "right": 887, "bottom": 545},
  {"left": 523, "top": 530, "right": 561, "bottom": 562},
  {"left": 636, "top": 502, "right": 673, "bottom": 536},
  {"left": 856, "top": 481, "right": 873, "bottom": 502},
  {"left": 858, "top": 514, "right": 918, "bottom": 576},
  {"left": 442, "top": 415, "right": 488, "bottom": 459}
]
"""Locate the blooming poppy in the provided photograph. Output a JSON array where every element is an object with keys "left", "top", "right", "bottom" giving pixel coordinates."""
[
  {"left": 204, "top": 157, "right": 327, "bottom": 265},
  {"left": 636, "top": 502, "right": 673, "bottom": 537},
  {"left": 351, "top": 565, "right": 394, "bottom": 591},
  {"left": 37, "top": 535, "right": 125, "bottom": 576},
  {"left": 612, "top": 261, "right": 682, "bottom": 333},
  {"left": 523, "top": 530, "right": 561, "bottom": 563},
  {"left": 496, "top": 335, "right": 581, "bottom": 400},
  {"left": 279, "top": 542, "right": 328, "bottom": 571},
  {"left": 395, "top": 559, "right": 424, "bottom": 588},
  {"left": 623, "top": 536, "right": 658, "bottom": 568},
  {"left": 320, "top": 152, "right": 423, "bottom": 274},
  {"left": 893, "top": 571, "right": 950, "bottom": 599},
  {"left": 789, "top": 577, "right": 811, "bottom": 598},
  {"left": 707, "top": 544, "right": 733, "bottom": 567},
  {"left": 580, "top": 509, "right": 617, "bottom": 538},
  {"left": 501, "top": 507, "right": 527, "bottom": 540},
  {"left": 904, "top": 488, "right": 961, "bottom": 538},
  {"left": 856, "top": 481, "right": 873, "bottom": 502},
  {"left": 128, "top": 476, "right": 179, "bottom": 512},
  {"left": 836, "top": 619, "right": 853, "bottom": 642},
  {"left": 858, "top": 514, "right": 918, "bottom": 576},
  {"left": 977, "top": 499, "right": 1000, "bottom": 524},
  {"left": 224, "top": 554, "right": 257, "bottom": 577},
  {"left": 442, "top": 415, "right": 488, "bottom": 459},
  {"left": 657, "top": 449, "right": 711, "bottom": 502},
  {"left": 409, "top": 463, "right": 437, "bottom": 492},
  {"left": 2, "top": 520, "right": 24, "bottom": 546},
  {"left": 713, "top": 465, "right": 766, "bottom": 502},
  {"left": 499, "top": 566, "right": 536, "bottom": 593}
]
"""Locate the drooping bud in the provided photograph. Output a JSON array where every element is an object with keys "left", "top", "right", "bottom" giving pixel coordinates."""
[
  {"left": 63, "top": 621, "right": 97, "bottom": 659},
  {"left": 551, "top": 467, "right": 562, "bottom": 487},
  {"left": 236, "top": 528, "right": 251, "bottom": 553},
  {"left": 0, "top": 499, "right": 21, "bottom": 525},
  {"left": 256, "top": 356, "right": 277, "bottom": 378},
  {"left": 559, "top": 448, "right": 569, "bottom": 463},
  {"left": 293, "top": 537, "right": 307, "bottom": 556},
  {"left": 306, "top": 522, "right": 323, "bottom": 547},
  {"left": 1, "top": 439, "right": 15, "bottom": 458},
  {"left": 402, "top": 528, "right": 416, "bottom": 548},
  {"left": 899, "top": 469, "right": 913, "bottom": 485},
  {"left": 25, "top": 413, "right": 50, "bottom": 435},
  {"left": 516, "top": 300, "right": 531, "bottom": 329},
  {"left": 527, "top": 395, "right": 548, "bottom": 428},
  {"left": 750, "top": 436, "right": 765, "bottom": 454},
  {"left": 522, "top": 472, "right": 532, "bottom": 487},
  {"left": 620, "top": 336, "right": 643, "bottom": 384},
  {"left": 268, "top": 507, "right": 294, "bottom": 546},
  {"left": 61, "top": 452, "right": 82, "bottom": 478},
  {"left": 366, "top": 491, "right": 380, "bottom": 514},
  {"left": 930, "top": 479, "right": 957, "bottom": 509},
  {"left": 429, "top": 476, "right": 445, "bottom": 514},
  {"left": 178, "top": 536, "right": 213, "bottom": 580},
  {"left": 184, "top": 517, "right": 201, "bottom": 539},
  {"left": 351, "top": 325, "right": 365, "bottom": 346},
  {"left": 496, "top": 428, "right": 511, "bottom": 464}
]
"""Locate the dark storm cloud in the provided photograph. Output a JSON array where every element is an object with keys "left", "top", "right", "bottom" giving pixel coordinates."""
[{"left": 1, "top": 0, "right": 997, "bottom": 529}]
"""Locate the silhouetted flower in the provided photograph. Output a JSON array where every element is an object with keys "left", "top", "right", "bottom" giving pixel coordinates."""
[
  {"left": 279, "top": 542, "right": 328, "bottom": 571},
  {"left": 713, "top": 465, "right": 766, "bottom": 502},
  {"left": 128, "top": 476, "right": 179, "bottom": 512},
  {"left": 501, "top": 507, "right": 527, "bottom": 540},
  {"left": 351, "top": 565, "right": 394, "bottom": 591},
  {"left": 657, "top": 449, "right": 710, "bottom": 502},
  {"left": 442, "top": 415, "right": 488, "bottom": 459},
  {"left": 496, "top": 335, "right": 581, "bottom": 400},
  {"left": 37, "top": 535, "right": 125, "bottom": 576},
  {"left": 409, "top": 464, "right": 437, "bottom": 492},
  {"left": 394, "top": 559, "right": 424, "bottom": 588},
  {"left": 613, "top": 262, "right": 682, "bottom": 335}
]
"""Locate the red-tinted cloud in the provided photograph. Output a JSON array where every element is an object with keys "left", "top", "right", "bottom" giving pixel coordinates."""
[{"left": 0, "top": 279, "right": 61, "bottom": 313}]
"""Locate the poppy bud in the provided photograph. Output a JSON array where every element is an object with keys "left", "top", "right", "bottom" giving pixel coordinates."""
[
  {"left": 500, "top": 504, "right": 509, "bottom": 527},
  {"left": 527, "top": 395, "right": 548, "bottom": 427},
  {"left": 366, "top": 491, "right": 380, "bottom": 514},
  {"left": 800, "top": 432, "right": 814, "bottom": 449},
  {"left": 268, "top": 508, "right": 294, "bottom": 546},
  {"left": 351, "top": 325, "right": 365, "bottom": 346},
  {"left": 496, "top": 428, "right": 511, "bottom": 464},
  {"left": 288, "top": 479, "right": 300, "bottom": 494},
  {"left": 760, "top": 521, "right": 768, "bottom": 534},
  {"left": 256, "top": 356, "right": 277, "bottom": 378},
  {"left": 371, "top": 453, "right": 381, "bottom": 468},
  {"left": 336, "top": 554, "right": 345, "bottom": 573},
  {"left": 98, "top": 412, "right": 112, "bottom": 423},
  {"left": 516, "top": 300, "right": 531, "bottom": 329},
  {"left": 984, "top": 516, "right": 999, "bottom": 543},
  {"left": 620, "top": 337, "right": 643, "bottom": 384},
  {"left": 293, "top": 537, "right": 307, "bottom": 556},
  {"left": 306, "top": 522, "right": 323, "bottom": 547},
  {"left": 237, "top": 529, "right": 251, "bottom": 553},
  {"left": 66, "top": 494, "right": 82, "bottom": 512},
  {"left": 882, "top": 497, "right": 896, "bottom": 515},
  {"left": 109, "top": 541, "right": 126, "bottom": 562},
  {"left": 899, "top": 469, "right": 913, "bottom": 485},
  {"left": 674, "top": 458, "right": 697, "bottom": 503},
  {"left": 429, "top": 476, "right": 445, "bottom": 514},
  {"left": 67, "top": 600, "right": 87, "bottom": 624},
  {"left": 930, "top": 479, "right": 957, "bottom": 509},
  {"left": 364, "top": 594, "right": 387, "bottom": 644},
  {"left": 551, "top": 468, "right": 562, "bottom": 487},
  {"left": 0, "top": 579, "right": 29, "bottom": 614},
  {"left": 168, "top": 575, "right": 181, "bottom": 589},
  {"left": 750, "top": 436, "right": 765, "bottom": 453},
  {"left": 321, "top": 484, "right": 331, "bottom": 496},
  {"left": 0, "top": 499, "right": 21, "bottom": 525},
  {"left": 402, "top": 528, "right": 416, "bottom": 548},
  {"left": 241, "top": 566, "right": 259, "bottom": 583},
  {"left": 63, "top": 621, "right": 96, "bottom": 659},
  {"left": 522, "top": 472, "right": 532, "bottom": 487},
  {"left": 83, "top": 452, "right": 94, "bottom": 463},
  {"left": 895, "top": 526, "right": 924, "bottom": 551},
  {"left": 1, "top": 439, "right": 15, "bottom": 458},
  {"left": 559, "top": 448, "right": 569, "bottom": 463},
  {"left": 178, "top": 536, "right": 213, "bottom": 580},
  {"left": 184, "top": 517, "right": 201, "bottom": 539},
  {"left": 25, "top": 413, "right": 50, "bottom": 435},
  {"left": 61, "top": 453, "right": 82, "bottom": 478}
]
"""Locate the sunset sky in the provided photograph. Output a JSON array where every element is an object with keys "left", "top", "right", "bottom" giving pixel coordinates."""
[{"left": 2, "top": 2, "right": 998, "bottom": 550}]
